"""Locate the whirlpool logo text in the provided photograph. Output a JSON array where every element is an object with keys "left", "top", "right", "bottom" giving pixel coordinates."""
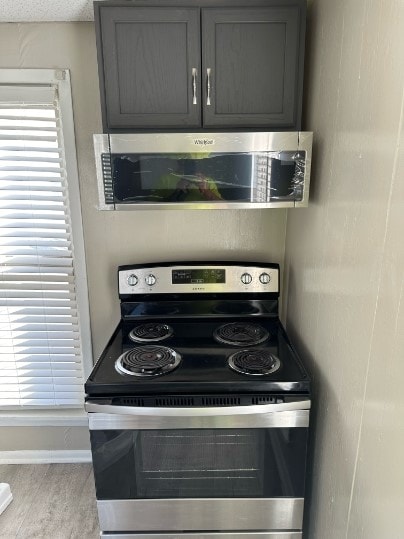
[{"left": 193, "top": 139, "right": 215, "bottom": 146}]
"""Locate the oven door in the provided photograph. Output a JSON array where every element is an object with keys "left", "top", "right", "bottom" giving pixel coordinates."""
[{"left": 86, "top": 399, "right": 310, "bottom": 534}]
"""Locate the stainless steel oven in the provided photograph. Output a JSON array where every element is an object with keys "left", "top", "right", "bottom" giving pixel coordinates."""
[{"left": 85, "top": 262, "right": 311, "bottom": 538}]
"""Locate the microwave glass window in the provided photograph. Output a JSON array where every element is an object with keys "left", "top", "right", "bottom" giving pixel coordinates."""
[{"left": 107, "top": 152, "right": 306, "bottom": 204}]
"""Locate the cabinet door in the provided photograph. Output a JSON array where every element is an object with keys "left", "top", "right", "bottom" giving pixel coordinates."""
[
  {"left": 98, "top": 7, "right": 201, "bottom": 130},
  {"left": 202, "top": 7, "right": 303, "bottom": 129}
]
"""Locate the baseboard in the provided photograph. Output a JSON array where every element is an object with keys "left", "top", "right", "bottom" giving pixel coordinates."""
[{"left": 0, "top": 450, "right": 92, "bottom": 464}]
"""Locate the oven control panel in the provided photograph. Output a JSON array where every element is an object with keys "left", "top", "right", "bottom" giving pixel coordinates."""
[{"left": 119, "top": 265, "right": 279, "bottom": 295}]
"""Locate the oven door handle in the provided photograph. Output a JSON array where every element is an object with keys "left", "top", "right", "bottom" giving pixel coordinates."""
[{"left": 86, "top": 399, "right": 310, "bottom": 430}]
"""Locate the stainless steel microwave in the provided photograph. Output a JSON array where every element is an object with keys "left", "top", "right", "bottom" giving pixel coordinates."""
[{"left": 94, "top": 132, "right": 313, "bottom": 210}]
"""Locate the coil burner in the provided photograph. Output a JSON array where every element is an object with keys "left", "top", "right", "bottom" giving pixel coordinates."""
[
  {"left": 228, "top": 350, "right": 281, "bottom": 376},
  {"left": 213, "top": 322, "right": 269, "bottom": 347},
  {"left": 116, "top": 346, "right": 181, "bottom": 377},
  {"left": 129, "top": 323, "right": 174, "bottom": 343}
]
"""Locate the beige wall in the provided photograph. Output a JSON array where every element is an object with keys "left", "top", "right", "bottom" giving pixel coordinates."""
[
  {"left": 0, "top": 426, "right": 90, "bottom": 452},
  {"left": 284, "top": 1, "right": 404, "bottom": 538},
  {"left": 0, "top": 22, "right": 287, "bottom": 451}
]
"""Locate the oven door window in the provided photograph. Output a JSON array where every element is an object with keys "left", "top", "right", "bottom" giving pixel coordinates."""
[{"left": 90, "top": 428, "right": 308, "bottom": 499}]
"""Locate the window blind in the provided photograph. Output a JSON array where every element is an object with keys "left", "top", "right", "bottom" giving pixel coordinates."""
[{"left": 0, "top": 84, "right": 85, "bottom": 408}]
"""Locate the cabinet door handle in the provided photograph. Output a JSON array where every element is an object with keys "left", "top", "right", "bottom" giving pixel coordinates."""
[
  {"left": 206, "top": 68, "right": 212, "bottom": 106},
  {"left": 192, "top": 68, "right": 197, "bottom": 105}
]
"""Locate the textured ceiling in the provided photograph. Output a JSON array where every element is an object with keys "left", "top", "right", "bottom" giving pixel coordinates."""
[{"left": 0, "top": 1, "right": 97, "bottom": 22}]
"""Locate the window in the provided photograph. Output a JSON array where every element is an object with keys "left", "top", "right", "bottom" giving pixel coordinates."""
[{"left": 0, "top": 69, "right": 92, "bottom": 409}]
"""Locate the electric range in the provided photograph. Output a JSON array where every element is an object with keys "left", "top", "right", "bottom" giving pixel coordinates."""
[{"left": 85, "top": 262, "right": 311, "bottom": 539}]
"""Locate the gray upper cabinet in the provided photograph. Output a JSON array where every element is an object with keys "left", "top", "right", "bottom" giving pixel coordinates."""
[
  {"left": 97, "top": 6, "right": 201, "bottom": 129},
  {"left": 202, "top": 8, "right": 301, "bottom": 128},
  {"left": 95, "top": 1, "right": 306, "bottom": 132}
]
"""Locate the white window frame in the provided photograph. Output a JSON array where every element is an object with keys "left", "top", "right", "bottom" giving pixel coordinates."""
[{"left": 0, "top": 68, "right": 92, "bottom": 419}]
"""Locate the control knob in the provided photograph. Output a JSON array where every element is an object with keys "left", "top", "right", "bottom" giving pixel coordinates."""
[
  {"left": 240, "top": 273, "right": 253, "bottom": 285},
  {"left": 145, "top": 274, "right": 157, "bottom": 286},
  {"left": 259, "top": 272, "right": 271, "bottom": 284},
  {"left": 127, "top": 274, "right": 138, "bottom": 287}
]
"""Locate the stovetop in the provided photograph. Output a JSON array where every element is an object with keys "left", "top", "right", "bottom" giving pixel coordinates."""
[
  {"left": 85, "top": 262, "right": 310, "bottom": 402},
  {"left": 85, "top": 316, "right": 310, "bottom": 397}
]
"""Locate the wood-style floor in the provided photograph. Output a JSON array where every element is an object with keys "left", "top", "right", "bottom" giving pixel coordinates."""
[{"left": 0, "top": 464, "right": 99, "bottom": 539}]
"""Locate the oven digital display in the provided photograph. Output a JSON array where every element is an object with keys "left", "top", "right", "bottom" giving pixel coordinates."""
[{"left": 172, "top": 269, "right": 226, "bottom": 284}]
